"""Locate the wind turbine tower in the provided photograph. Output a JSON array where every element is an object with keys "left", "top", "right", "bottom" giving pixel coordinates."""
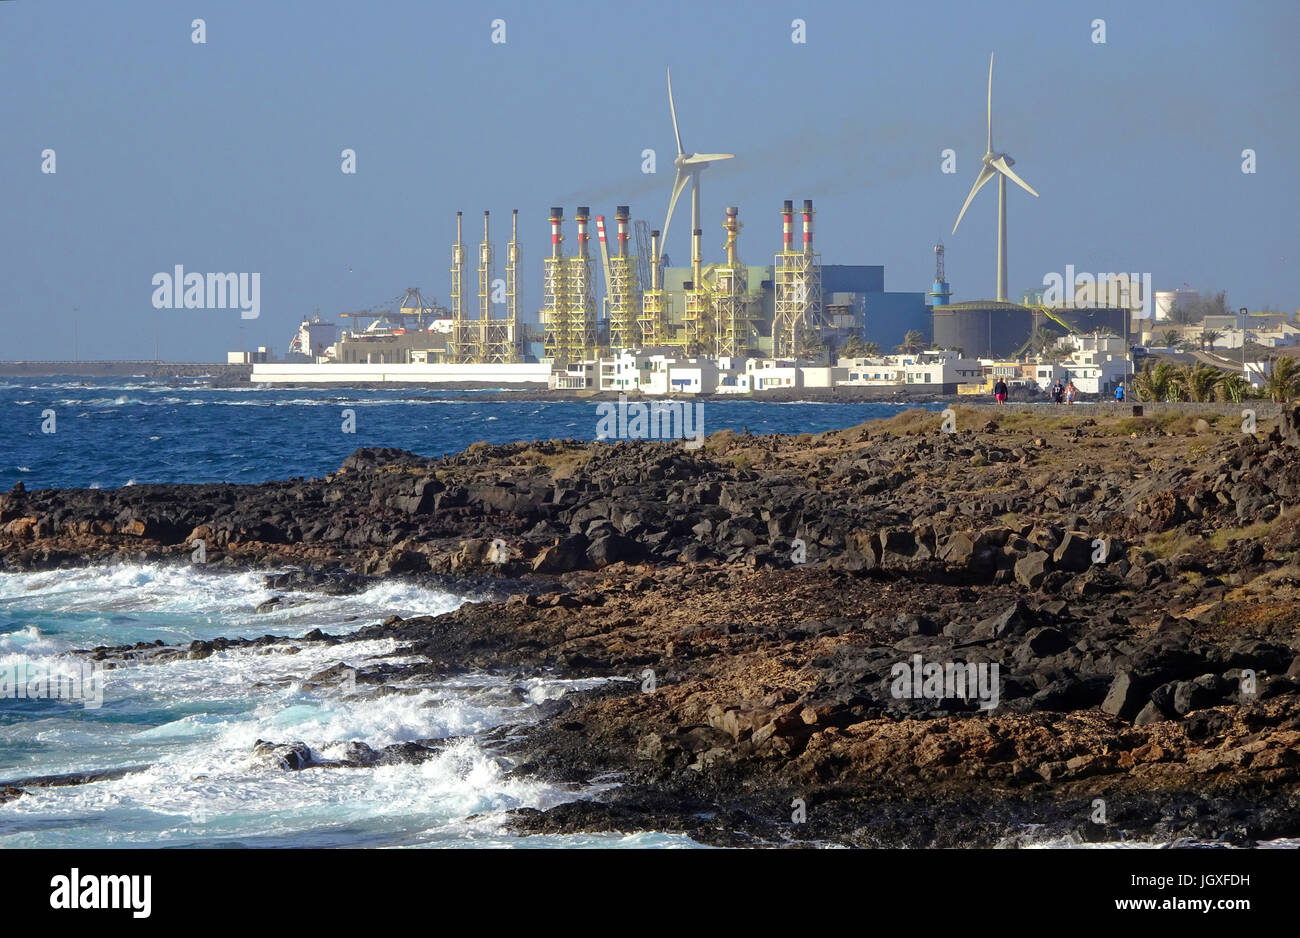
[
  {"left": 662, "top": 67, "right": 735, "bottom": 272},
  {"left": 952, "top": 53, "right": 1039, "bottom": 302}
]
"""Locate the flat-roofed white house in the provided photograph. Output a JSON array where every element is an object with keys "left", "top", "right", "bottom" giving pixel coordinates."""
[{"left": 746, "top": 358, "right": 801, "bottom": 391}]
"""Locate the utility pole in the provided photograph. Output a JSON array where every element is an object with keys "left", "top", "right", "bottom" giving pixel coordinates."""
[{"left": 1240, "top": 307, "right": 1248, "bottom": 382}]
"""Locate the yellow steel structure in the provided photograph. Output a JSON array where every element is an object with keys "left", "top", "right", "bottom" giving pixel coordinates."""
[
  {"left": 638, "top": 229, "right": 666, "bottom": 348},
  {"left": 607, "top": 206, "right": 641, "bottom": 352},
  {"left": 475, "top": 211, "right": 493, "bottom": 363},
  {"left": 773, "top": 199, "right": 823, "bottom": 359},
  {"left": 562, "top": 207, "right": 598, "bottom": 364},
  {"left": 541, "top": 207, "right": 598, "bottom": 366},
  {"left": 468, "top": 210, "right": 518, "bottom": 364},
  {"left": 498, "top": 209, "right": 522, "bottom": 363},
  {"left": 681, "top": 227, "right": 713, "bottom": 355},
  {"left": 541, "top": 207, "right": 568, "bottom": 363},
  {"left": 448, "top": 212, "right": 474, "bottom": 363},
  {"left": 712, "top": 206, "right": 758, "bottom": 357}
]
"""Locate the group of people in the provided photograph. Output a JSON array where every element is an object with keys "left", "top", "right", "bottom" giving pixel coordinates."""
[
  {"left": 991, "top": 378, "right": 1126, "bottom": 405},
  {"left": 1048, "top": 379, "right": 1079, "bottom": 404}
]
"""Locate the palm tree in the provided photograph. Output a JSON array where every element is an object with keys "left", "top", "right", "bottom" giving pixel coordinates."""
[
  {"left": 1262, "top": 355, "right": 1300, "bottom": 403},
  {"left": 895, "top": 330, "right": 925, "bottom": 354},
  {"left": 861, "top": 341, "right": 880, "bottom": 357},
  {"left": 793, "top": 327, "right": 827, "bottom": 361},
  {"left": 840, "top": 335, "right": 866, "bottom": 360},
  {"left": 1133, "top": 359, "right": 1184, "bottom": 402},
  {"left": 1215, "top": 372, "right": 1252, "bottom": 404},
  {"left": 1029, "top": 327, "right": 1061, "bottom": 357},
  {"left": 1176, "top": 362, "right": 1221, "bottom": 402},
  {"left": 1160, "top": 330, "right": 1180, "bottom": 348},
  {"left": 1200, "top": 329, "right": 1223, "bottom": 352}
]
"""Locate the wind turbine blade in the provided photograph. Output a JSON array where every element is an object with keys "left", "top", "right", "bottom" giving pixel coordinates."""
[
  {"left": 662, "top": 169, "right": 690, "bottom": 248},
  {"left": 667, "top": 67, "right": 684, "bottom": 156},
  {"left": 682, "top": 153, "right": 734, "bottom": 163},
  {"left": 987, "top": 52, "right": 994, "bottom": 153},
  {"left": 952, "top": 164, "right": 996, "bottom": 234},
  {"left": 991, "top": 156, "right": 1039, "bottom": 197}
]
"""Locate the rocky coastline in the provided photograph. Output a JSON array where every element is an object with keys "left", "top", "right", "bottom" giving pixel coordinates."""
[{"left": 3, "top": 403, "right": 1300, "bottom": 846}]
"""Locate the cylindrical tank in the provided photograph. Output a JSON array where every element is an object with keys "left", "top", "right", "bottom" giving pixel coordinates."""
[{"left": 931, "top": 304, "right": 1031, "bottom": 358}]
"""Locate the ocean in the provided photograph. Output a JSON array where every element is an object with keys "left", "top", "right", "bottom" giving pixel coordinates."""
[
  {"left": 1, "top": 377, "right": 942, "bottom": 491},
  {"left": 0, "top": 378, "right": 936, "bottom": 848}
]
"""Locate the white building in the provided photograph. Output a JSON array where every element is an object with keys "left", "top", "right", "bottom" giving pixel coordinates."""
[
  {"left": 1059, "top": 332, "right": 1128, "bottom": 356},
  {"left": 1030, "top": 362, "right": 1069, "bottom": 390},
  {"left": 1062, "top": 348, "right": 1130, "bottom": 394},
  {"left": 800, "top": 366, "right": 849, "bottom": 388},
  {"left": 840, "top": 357, "right": 904, "bottom": 386},
  {"left": 902, "top": 349, "right": 983, "bottom": 388},
  {"left": 553, "top": 361, "right": 598, "bottom": 390},
  {"left": 747, "top": 358, "right": 801, "bottom": 391},
  {"left": 595, "top": 350, "right": 720, "bottom": 395}
]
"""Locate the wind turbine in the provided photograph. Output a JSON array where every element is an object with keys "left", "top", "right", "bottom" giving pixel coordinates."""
[
  {"left": 952, "top": 53, "right": 1039, "bottom": 302},
  {"left": 662, "top": 67, "right": 734, "bottom": 258}
]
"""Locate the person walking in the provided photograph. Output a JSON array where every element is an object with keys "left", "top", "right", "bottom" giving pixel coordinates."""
[
  {"left": 1065, "top": 380, "right": 1078, "bottom": 405},
  {"left": 1050, "top": 379, "right": 1064, "bottom": 404},
  {"left": 1115, "top": 382, "right": 1125, "bottom": 402},
  {"left": 993, "top": 377, "right": 1008, "bottom": 405}
]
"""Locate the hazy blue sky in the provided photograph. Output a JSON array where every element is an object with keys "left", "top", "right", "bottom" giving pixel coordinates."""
[{"left": 2, "top": 0, "right": 1296, "bottom": 360}]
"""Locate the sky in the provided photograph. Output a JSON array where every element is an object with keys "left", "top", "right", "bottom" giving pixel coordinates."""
[{"left": 1, "top": 0, "right": 1297, "bottom": 361}]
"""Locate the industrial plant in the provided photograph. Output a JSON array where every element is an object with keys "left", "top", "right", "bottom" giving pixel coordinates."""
[{"left": 241, "top": 55, "right": 1295, "bottom": 390}]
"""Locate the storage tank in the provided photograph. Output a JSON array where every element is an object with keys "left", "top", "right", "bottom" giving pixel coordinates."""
[{"left": 931, "top": 301, "right": 1032, "bottom": 358}]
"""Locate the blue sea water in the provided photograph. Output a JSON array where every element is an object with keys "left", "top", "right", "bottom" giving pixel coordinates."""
[
  {"left": 0, "top": 377, "right": 933, "bottom": 848},
  {"left": 0, "top": 379, "right": 1292, "bottom": 847},
  {"left": 0, "top": 377, "right": 944, "bottom": 491}
]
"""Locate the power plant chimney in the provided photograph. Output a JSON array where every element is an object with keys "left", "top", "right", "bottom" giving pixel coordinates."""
[
  {"left": 549, "top": 206, "right": 564, "bottom": 259},
  {"left": 616, "top": 205, "right": 630, "bottom": 258},
  {"left": 802, "top": 199, "right": 814, "bottom": 255},
  {"left": 450, "top": 211, "right": 468, "bottom": 363},
  {"left": 782, "top": 199, "right": 794, "bottom": 253},
  {"left": 650, "top": 229, "right": 661, "bottom": 290},
  {"left": 724, "top": 206, "right": 740, "bottom": 269},
  {"left": 576, "top": 206, "right": 590, "bottom": 259},
  {"left": 691, "top": 228, "right": 702, "bottom": 289}
]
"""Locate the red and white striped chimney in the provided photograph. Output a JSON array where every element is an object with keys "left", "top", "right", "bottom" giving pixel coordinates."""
[
  {"left": 595, "top": 214, "right": 607, "bottom": 254},
  {"left": 615, "top": 205, "right": 630, "bottom": 258},
  {"left": 782, "top": 199, "right": 794, "bottom": 253},
  {"left": 576, "top": 206, "right": 590, "bottom": 259},
  {"left": 802, "top": 199, "right": 814, "bottom": 254},
  {"left": 549, "top": 207, "right": 563, "bottom": 259}
]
